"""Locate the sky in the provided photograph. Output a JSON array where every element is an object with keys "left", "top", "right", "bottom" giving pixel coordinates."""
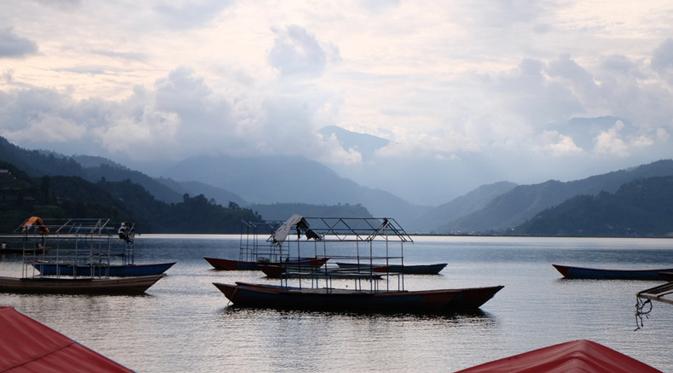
[{"left": 2, "top": 0, "right": 673, "bottom": 205}]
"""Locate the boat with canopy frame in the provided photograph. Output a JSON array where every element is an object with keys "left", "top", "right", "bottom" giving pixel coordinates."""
[
  {"left": 0, "top": 217, "right": 164, "bottom": 295},
  {"left": 204, "top": 220, "right": 328, "bottom": 270},
  {"left": 213, "top": 215, "right": 503, "bottom": 313}
]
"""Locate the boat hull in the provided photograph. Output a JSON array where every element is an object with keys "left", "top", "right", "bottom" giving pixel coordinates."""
[
  {"left": 0, "top": 274, "right": 165, "bottom": 295},
  {"left": 213, "top": 282, "right": 504, "bottom": 313},
  {"left": 204, "top": 257, "right": 328, "bottom": 271},
  {"left": 32, "top": 262, "right": 176, "bottom": 277},
  {"left": 553, "top": 264, "right": 673, "bottom": 280},
  {"left": 335, "top": 262, "right": 447, "bottom": 275},
  {"left": 260, "top": 265, "right": 383, "bottom": 279}
]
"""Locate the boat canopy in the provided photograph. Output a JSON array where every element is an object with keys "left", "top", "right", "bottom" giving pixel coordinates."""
[
  {"left": 270, "top": 215, "right": 413, "bottom": 244},
  {"left": 457, "top": 339, "right": 660, "bottom": 373},
  {"left": 20, "top": 216, "right": 49, "bottom": 234},
  {"left": 0, "top": 306, "right": 132, "bottom": 372}
]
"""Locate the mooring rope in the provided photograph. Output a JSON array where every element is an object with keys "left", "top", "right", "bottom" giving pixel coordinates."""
[{"left": 634, "top": 297, "right": 652, "bottom": 331}]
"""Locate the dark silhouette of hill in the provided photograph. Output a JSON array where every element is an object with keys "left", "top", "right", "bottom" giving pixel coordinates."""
[
  {"left": 250, "top": 202, "right": 372, "bottom": 222},
  {"left": 443, "top": 160, "right": 673, "bottom": 233},
  {"left": 162, "top": 154, "right": 423, "bottom": 227},
  {"left": 157, "top": 177, "right": 246, "bottom": 205},
  {"left": 0, "top": 159, "right": 262, "bottom": 233},
  {"left": 515, "top": 176, "right": 673, "bottom": 236},
  {"left": 410, "top": 181, "right": 516, "bottom": 232}
]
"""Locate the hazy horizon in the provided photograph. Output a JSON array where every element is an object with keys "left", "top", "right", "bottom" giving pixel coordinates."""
[{"left": 2, "top": 1, "right": 673, "bottom": 204}]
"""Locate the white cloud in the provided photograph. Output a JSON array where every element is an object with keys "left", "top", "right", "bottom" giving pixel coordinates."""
[
  {"left": 268, "top": 25, "right": 340, "bottom": 77},
  {"left": 0, "top": 28, "right": 37, "bottom": 58}
]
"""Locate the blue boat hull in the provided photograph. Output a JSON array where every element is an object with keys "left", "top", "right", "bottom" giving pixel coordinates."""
[
  {"left": 33, "top": 262, "right": 176, "bottom": 277},
  {"left": 553, "top": 264, "right": 673, "bottom": 280}
]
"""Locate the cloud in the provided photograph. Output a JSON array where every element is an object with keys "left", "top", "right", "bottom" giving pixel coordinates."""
[
  {"left": 153, "top": 0, "right": 231, "bottom": 29},
  {"left": 268, "top": 25, "right": 340, "bottom": 77},
  {"left": 0, "top": 28, "right": 38, "bottom": 58},
  {"left": 652, "top": 38, "right": 673, "bottom": 72},
  {"left": 539, "top": 130, "right": 584, "bottom": 157},
  {"left": 0, "top": 67, "right": 356, "bottom": 163}
]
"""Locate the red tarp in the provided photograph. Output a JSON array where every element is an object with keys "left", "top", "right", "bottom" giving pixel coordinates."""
[
  {"left": 457, "top": 339, "right": 661, "bottom": 373},
  {"left": 0, "top": 306, "right": 132, "bottom": 373}
]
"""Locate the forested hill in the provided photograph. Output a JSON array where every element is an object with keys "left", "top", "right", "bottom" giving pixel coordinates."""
[
  {"left": 514, "top": 176, "right": 673, "bottom": 237},
  {"left": 0, "top": 161, "right": 262, "bottom": 233}
]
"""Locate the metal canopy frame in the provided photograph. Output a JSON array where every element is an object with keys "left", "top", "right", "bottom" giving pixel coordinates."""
[
  {"left": 264, "top": 216, "right": 412, "bottom": 292},
  {"left": 266, "top": 216, "right": 414, "bottom": 244},
  {"left": 15, "top": 217, "right": 132, "bottom": 279}
]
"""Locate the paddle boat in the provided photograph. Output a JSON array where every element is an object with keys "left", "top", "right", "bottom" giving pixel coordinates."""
[
  {"left": 214, "top": 215, "right": 504, "bottom": 313},
  {"left": 0, "top": 217, "right": 165, "bottom": 295},
  {"left": 553, "top": 263, "right": 673, "bottom": 280},
  {"left": 335, "top": 262, "right": 447, "bottom": 275}
]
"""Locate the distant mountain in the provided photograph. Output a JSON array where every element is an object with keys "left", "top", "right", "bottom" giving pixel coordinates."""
[
  {"left": 157, "top": 177, "right": 246, "bottom": 205},
  {"left": 250, "top": 203, "right": 372, "bottom": 222},
  {"left": 0, "top": 137, "right": 183, "bottom": 204},
  {"left": 162, "top": 155, "right": 423, "bottom": 227},
  {"left": 410, "top": 181, "right": 517, "bottom": 232},
  {"left": 319, "top": 126, "right": 389, "bottom": 160},
  {"left": 0, "top": 136, "right": 82, "bottom": 177},
  {"left": 515, "top": 176, "right": 673, "bottom": 237},
  {"left": 72, "top": 155, "right": 122, "bottom": 169},
  {"left": 443, "top": 159, "right": 673, "bottom": 233},
  {"left": 79, "top": 163, "right": 183, "bottom": 203},
  {"left": 0, "top": 159, "right": 262, "bottom": 233}
]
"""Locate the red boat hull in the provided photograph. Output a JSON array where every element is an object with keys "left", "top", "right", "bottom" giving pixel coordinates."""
[
  {"left": 204, "top": 257, "right": 328, "bottom": 271},
  {"left": 213, "top": 281, "right": 503, "bottom": 313}
]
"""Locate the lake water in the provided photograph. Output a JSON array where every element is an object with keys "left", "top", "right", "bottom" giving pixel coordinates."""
[{"left": 1, "top": 235, "right": 673, "bottom": 372}]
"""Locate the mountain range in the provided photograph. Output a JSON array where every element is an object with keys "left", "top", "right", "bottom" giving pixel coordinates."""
[
  {"left": 515, "top": 176, "right": 673, "bottom": 236},
  {"left": 436, "top": 159, "right": 673, "bottom": 234},
  {"left": 3, "top": 135, "right": 673, "bottom": 236}
]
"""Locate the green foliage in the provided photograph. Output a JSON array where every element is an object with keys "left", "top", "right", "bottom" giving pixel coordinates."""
[
  {"left": 514, "top": 176, "right": 673, "bottom": 237},
  {"left": 0, "top": 163, "right": 263, "bottom": 234}
]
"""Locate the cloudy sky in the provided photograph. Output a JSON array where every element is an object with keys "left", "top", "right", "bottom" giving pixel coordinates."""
[{"left": 2, "top": 0, "right": 673, "bottom": 204}]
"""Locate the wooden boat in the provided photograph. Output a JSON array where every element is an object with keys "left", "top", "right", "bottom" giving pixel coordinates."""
[
  {"left": 335, "top": 262, "right": 447, "bottom": 275},
  {"left": 456, "top": 339, "right": 659, "bottom": 372},
  {"left": 32, "top": 262, "right": 176, "bottom": 277},
  {"left": 553, "top": 263, "right": 673, "bottom": 280},
  {"left": 204, "top": 256, "right": 328, "bottom": 271},
  {"left": 260, "top": 265, "right": 383, "bottom": 279},
  {"left": 0, "top": 274, "right": 164, "bottom": 295},
  {"left": 213, "top": 281, "right": 503, "bottom": 313}
]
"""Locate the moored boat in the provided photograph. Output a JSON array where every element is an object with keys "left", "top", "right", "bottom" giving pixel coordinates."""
[
  {"left": 204, "top": 256, "right": 328, "bottom": 270},
  {"left": 553, "top": 263, "right": 673, "bottom": 280},
  {"left": 32, "top": 261, "right": 176, "bottom": 277},
  {"left": 1, "top": 217, "right": 166, "bottom": 295},
  {"left": 335, "top": 262, "right": 447, "bottom": 275},
  {"left": 259, "top": 264, "right": 383, "bottom": 279},
  {"left": 214, "top": 215, "right": 504, "bottom": 313},
  {"left": 214, "top": 281, "right": 503, "bottom": 313},
  {"left": 0, "top": 274, "right": 165, "bottom": 295}
]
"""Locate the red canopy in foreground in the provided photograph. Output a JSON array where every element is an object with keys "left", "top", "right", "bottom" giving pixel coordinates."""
[
  {"left": 457, "top": 339, "right": 661, "bottom": 373},
  {"left": 0, "top": 306, "right": 132, "bottom": 373}
]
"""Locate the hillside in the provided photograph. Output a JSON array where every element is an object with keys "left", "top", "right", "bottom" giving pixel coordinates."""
[
  {"left": 514, "top": 176, "right": 673, "bottom": 236},
  {"left": 157, "top": 177, "right": 246, "bottom": 205},
  {"left": 162, "top": 155, "right": 423, "bottom": 227},
  {"left": 250, "top": 202, "right": 372, "bottom": 222},
  {"left": 0, "top": 160, "right": 262, "bottom": 233},
  {"left": 443, "top": 160, "right": 673, "bottom": 233},
  {"left": 411, "top": 181, "right": 516, "bottom": 232}
]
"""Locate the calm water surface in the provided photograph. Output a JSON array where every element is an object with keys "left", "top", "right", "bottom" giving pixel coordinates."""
[{"left": 2, "top": 235, "right": 673, "bottom": 372}]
